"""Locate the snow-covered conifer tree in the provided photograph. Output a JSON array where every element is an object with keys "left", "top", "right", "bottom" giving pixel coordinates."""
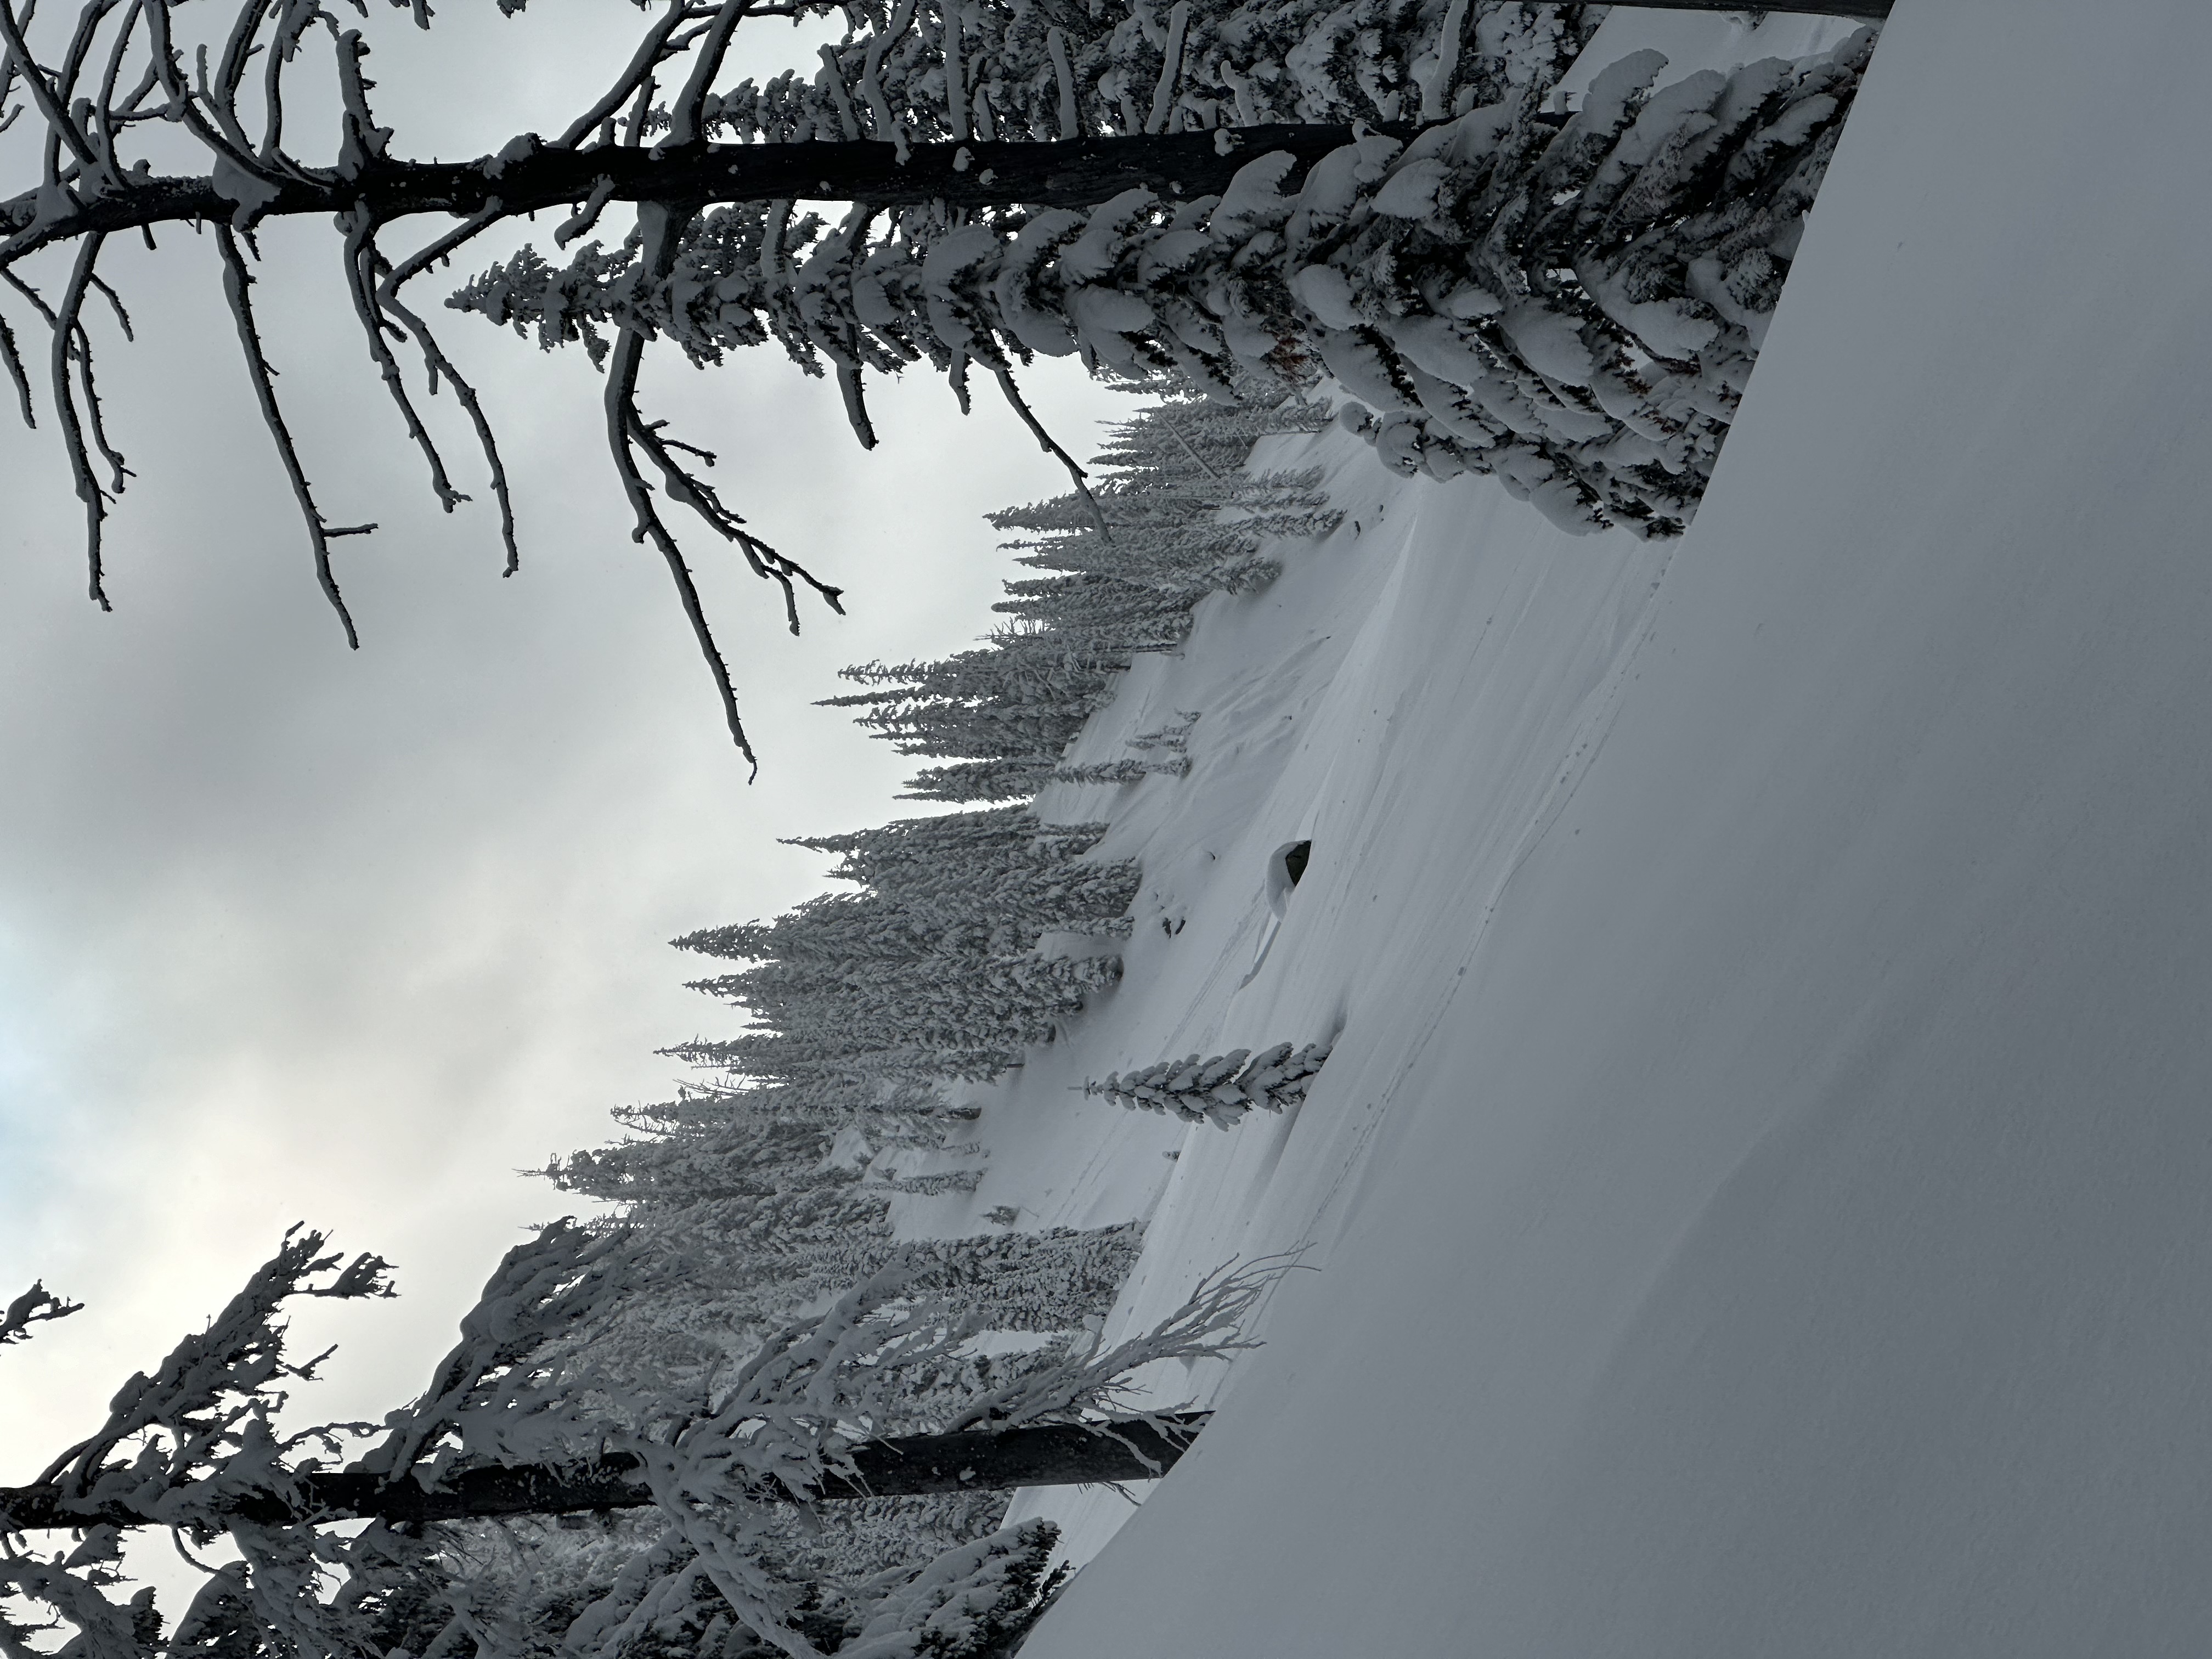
[
  {"left": 1086, "top": 1039, "right": 1332, "bottom": 1126},
  {"left": 3, "top": 0, "right": 1876, "bottom": 753},
  {"left": 462, "top": 31, "right": 1875, "bottom": 545},
  {"left": 828, "top": 391, "right": 1336, "bottom": 804},
  {"left": 4, "top": 1231, "right": 1275, "bottom": 1657}
]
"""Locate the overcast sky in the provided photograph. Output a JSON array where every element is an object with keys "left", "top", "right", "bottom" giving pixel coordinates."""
[{"left": 0, "top": 0, "right": 1120, "bottom": 1593}]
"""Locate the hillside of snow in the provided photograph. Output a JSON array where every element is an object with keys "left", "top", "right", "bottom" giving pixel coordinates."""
[{"left": 887, "top": 0, "right": 2212, "bottom": 1649}]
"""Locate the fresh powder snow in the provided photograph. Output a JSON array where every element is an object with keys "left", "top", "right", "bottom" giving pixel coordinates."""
[{"left": 887, "top": 0, "right": 2212, "bottom": 1650}]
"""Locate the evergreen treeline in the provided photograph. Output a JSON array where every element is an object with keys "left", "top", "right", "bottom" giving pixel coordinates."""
[
  {"left": 823, "top": 391, "right": 1337, "bottom": 804},
  {"left": 0, "top": 371, "right": 1340, "bottom": 1659},
  {"left": 511, "top": 394, "right": 1333, "bottom": 1630}
]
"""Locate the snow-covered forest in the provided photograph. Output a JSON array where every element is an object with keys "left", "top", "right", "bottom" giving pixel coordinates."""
[
  {"left": 514, "top": 390, "right": 1352, "bottom": 1628},
  {"left": 20, "top": 0, "right": 2212, "bottom": 1653},
  {"left": 0, "top": 385, "right": 1367, "bottom": 1656},
  {"left": 8, "top": 0, "right": 1887, "bottom": 1646}
]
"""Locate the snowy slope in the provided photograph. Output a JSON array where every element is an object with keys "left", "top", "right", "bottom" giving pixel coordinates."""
[{"left": 899, "top": 0, "right": 2212, "bottom": 1649}]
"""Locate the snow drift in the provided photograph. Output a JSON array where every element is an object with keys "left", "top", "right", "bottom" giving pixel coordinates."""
[{"left": 927, "top": 0, "right": 2212, "bottom": 1650}]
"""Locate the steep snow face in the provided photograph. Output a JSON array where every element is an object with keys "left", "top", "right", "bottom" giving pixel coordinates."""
[
  {"left": 1558, "top": 5, "right": 1864, "bottom": 97},
  {"left": 951, "top": 0, "right": 2212, "bottom": 1650}
]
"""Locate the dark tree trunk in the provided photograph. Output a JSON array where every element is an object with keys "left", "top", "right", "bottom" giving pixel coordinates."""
[
  {"left": 1, "top": 128, "right": 1372, "bottom": 260},
  {"left": 3, "top": 0, "right": 1891, "bottom": 261},
  {"left": 0, "top": 1412, "right": 1210, "bottom": 1532}
]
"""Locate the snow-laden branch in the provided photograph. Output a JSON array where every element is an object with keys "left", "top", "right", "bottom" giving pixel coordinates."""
[
  {"left": 2, "top": 1229, "right": 393, "bottom": 1659},
  {"left": 0, "top": 1284, "right": 82, "bottom": 1347},
  {"left": 351, "top": 1217, "right": 645, "bottom": 1487},
  {"left": 30, "top": 1226, "right": 394, "bottom": 1503},
  {"left": 2, "top": 0, "right": 1879, "bottom": 758}
]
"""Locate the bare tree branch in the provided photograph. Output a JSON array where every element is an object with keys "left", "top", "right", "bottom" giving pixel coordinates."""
[
  {"left": 993, "top": 364, "right": 1108, "bottom": 537},
  {"left": 377, "top": 281, "right": 520, "bottom": 574},
  {"left": 70, "top": 303, "right": 128, "bottom": 492},
  {"left": 1, "top": 1282, "right": 83, "bottom": 1346},
  {"left": 340, "top": 208, "right": 469, "bottom": 514},
  {"left": 0, "top": 303, "right": 32, "bottom": 424},
  {"left": 602, "top": 216, "right": 759, "bottom": 776},
  {"left": 373, "top": 220, "right": 522, "bottom": 572},
  {"left": 554, "top": 0, "right": 715, "bottom": 150},
  {"left": 0, "top": 0, "right": 100, "bottom": 174},
  {"left": 216, "top": 222, "right": 367, "bottom": 646},
  {"left": 51, "top": 232, "right": 111, "bottom": 608},
  {"left": 628, "top": 407, "right": 845, "bottom": 635}
]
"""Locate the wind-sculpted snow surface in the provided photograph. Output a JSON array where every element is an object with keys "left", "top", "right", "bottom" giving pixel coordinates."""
[{"left": 947, "top": 0, "right": 2212, "bottom": 1650}]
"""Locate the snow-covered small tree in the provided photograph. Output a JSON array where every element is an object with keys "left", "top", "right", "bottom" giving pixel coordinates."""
[{"left": 1086, "top": 1039, "right": 1331, "bottom": 1126}]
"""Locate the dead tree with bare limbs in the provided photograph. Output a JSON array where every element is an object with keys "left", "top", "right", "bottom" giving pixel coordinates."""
[{"left": 2, "top": 0, "right": 1876, "bottom": 765}]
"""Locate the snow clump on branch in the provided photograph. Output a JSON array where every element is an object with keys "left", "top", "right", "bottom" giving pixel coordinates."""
[
  {"left": 699, "top": 0, "right": 1603, "bottom": 152},
  {"left": 455, "top": 31, "right": 1872, "bottom": 539}
]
